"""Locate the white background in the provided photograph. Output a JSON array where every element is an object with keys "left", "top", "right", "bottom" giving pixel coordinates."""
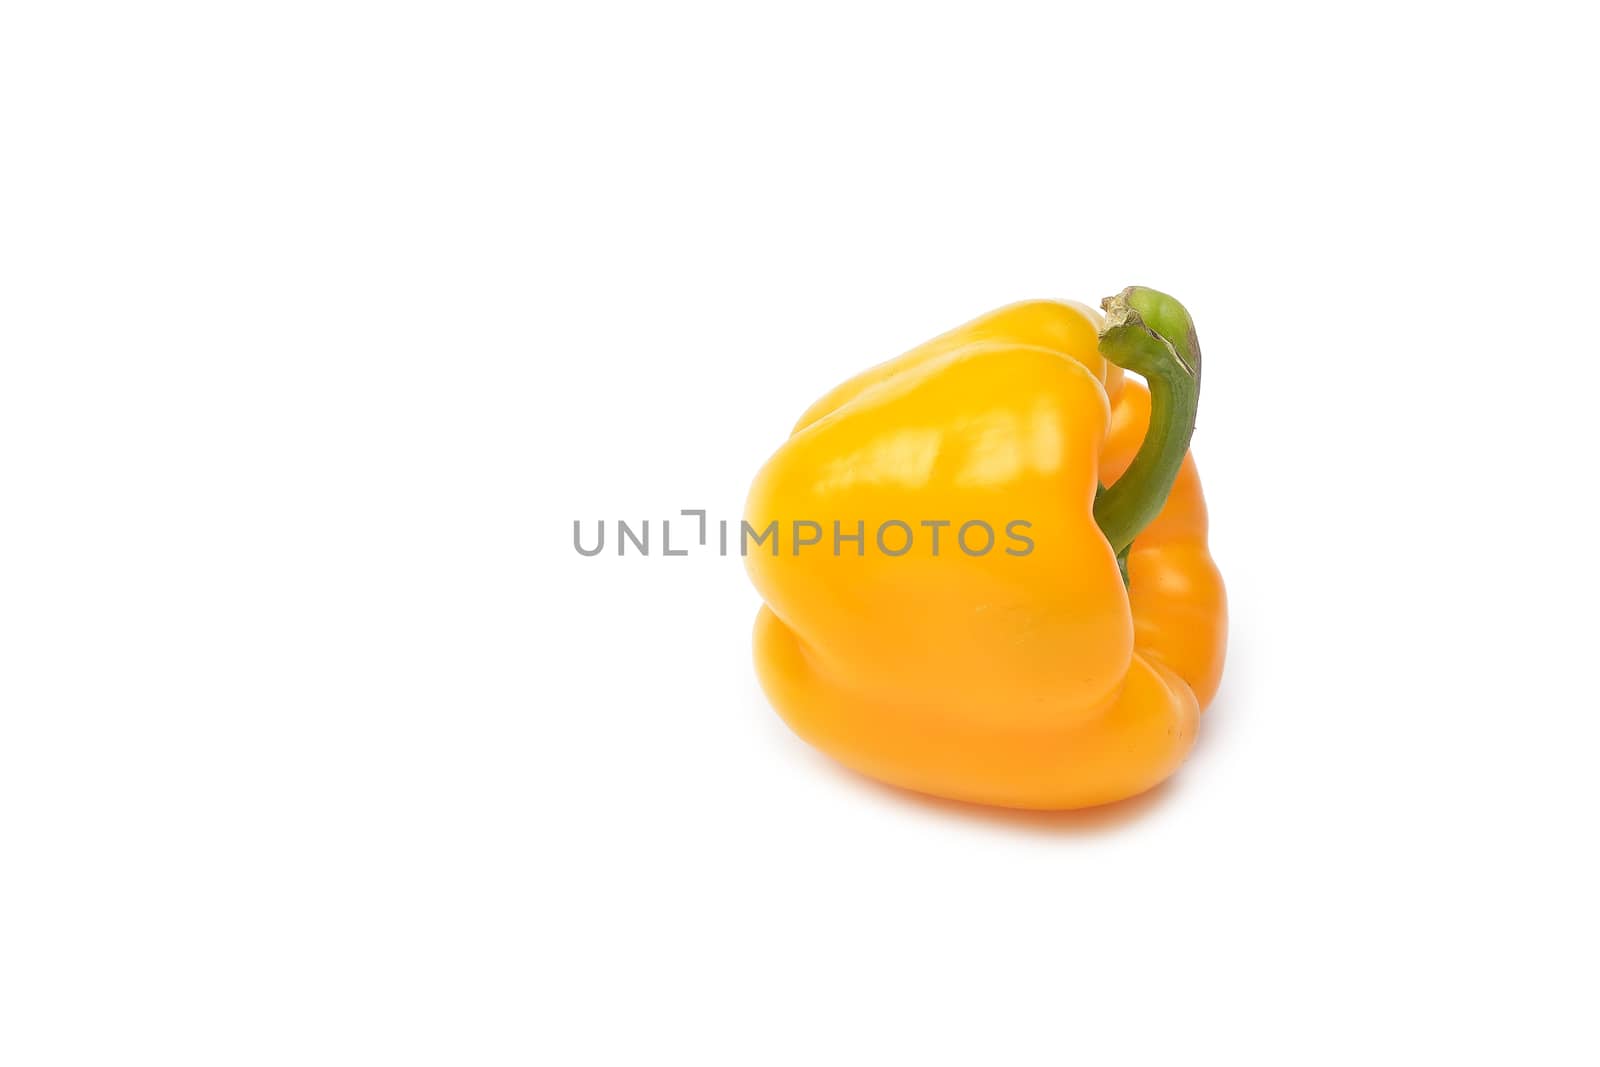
[{"left": 3, "top": 2, "right": 1598, "bottom": 1063}]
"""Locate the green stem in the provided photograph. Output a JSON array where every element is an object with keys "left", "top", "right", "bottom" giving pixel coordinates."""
[{"left": 1092, "top": 286, "right": 1202, "bottom": 558}]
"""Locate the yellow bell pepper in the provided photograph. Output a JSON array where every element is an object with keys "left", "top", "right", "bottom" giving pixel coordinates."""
[{"left": 744, "top": 287, "right": 1226, "bottom": 810}]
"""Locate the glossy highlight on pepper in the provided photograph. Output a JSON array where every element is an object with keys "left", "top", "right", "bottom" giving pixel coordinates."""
[{"left": 744, "top": 289, "right": 1227, "bottom": 810}]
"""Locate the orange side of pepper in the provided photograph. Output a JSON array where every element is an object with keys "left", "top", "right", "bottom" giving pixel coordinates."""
[{"left": 744, "top": 293, "right": 1226, "bottom": 810}]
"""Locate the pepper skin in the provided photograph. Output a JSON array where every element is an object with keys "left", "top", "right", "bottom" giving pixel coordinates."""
[{"left": 744, "top": 293, "right": 1226, "bottom": 810}]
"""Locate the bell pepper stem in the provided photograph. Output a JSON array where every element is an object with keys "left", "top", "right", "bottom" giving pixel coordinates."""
[{"left": 1092, "top": 286, "right": 1202, "bottom": 558}]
